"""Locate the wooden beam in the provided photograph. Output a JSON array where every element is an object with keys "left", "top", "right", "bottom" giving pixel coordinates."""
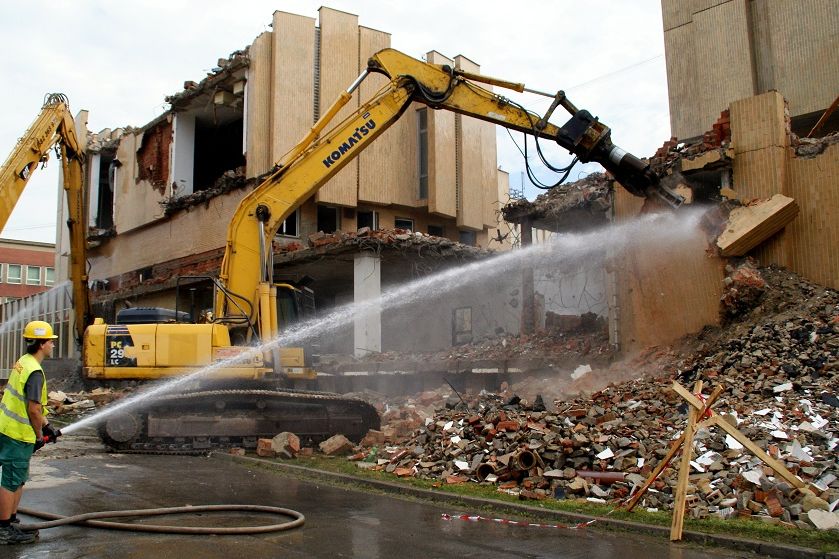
[
  {"left": 670, "top": 380, "right": 702, "bottom": 541},
  {"left": 627, "top": 385, "right": 724, "bottom": 512},
  {"left": 704, "top": 415, "right": 814, "bottom": 496}
]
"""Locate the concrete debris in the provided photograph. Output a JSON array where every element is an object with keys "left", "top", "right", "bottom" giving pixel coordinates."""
[
  {"left": 282, "top": 228, "right": 493, "bottom": 259},
  {"left": 341, "top": 266, "right": 838, "bottom": 528},
  {"left": 716, "top": 194, "right": 799, "bottom": 257},
  {"left": 720, "top": 259, "right": 766, "bottom": 321},
  {"left": 319, "top": 434, "right": 354, "bottom": 456},
  {"left": 48, "top": 388, "right": 125, "bottom": 416},
  {"left": 271, "top": 432, "right": 301, "bottom": 459},
  {"left": 501, "top": 173, "right": 612, "bottom": 225},
  {"left": 793, "top": 131, "right": 839, "bottom": 159}
]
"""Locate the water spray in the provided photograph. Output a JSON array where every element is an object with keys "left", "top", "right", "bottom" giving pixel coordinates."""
[{"left": 60, "top": 208, "right": 707, "bottom": 435}]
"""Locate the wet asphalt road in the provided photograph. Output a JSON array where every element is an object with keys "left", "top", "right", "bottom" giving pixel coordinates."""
[{"left": 5, "top": 441, "right": 750, "bottom": 558}]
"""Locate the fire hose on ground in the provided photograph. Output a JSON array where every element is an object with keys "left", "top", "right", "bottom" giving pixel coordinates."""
[{"left": 17, "top": 504, "right": 305, "bottom": 534}]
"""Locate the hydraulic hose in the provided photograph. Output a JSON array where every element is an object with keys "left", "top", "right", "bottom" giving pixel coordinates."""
[{"left": 17, "top": 504, "right": 305, "bottom": 534}]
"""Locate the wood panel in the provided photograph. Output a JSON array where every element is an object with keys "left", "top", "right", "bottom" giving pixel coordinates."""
[
  {"left": 271, "top": 11, "right": 315, "bottom": 165},
  {"left": 245, "top": 31, "right": 273, "bottom": 178},
  {"left": 427, "top": 51, "right": 457, "bottom": 218},
  {"left": 316, "top": 7, "right": 359, "bottom": 208},
  {"left": 454, "top": 55, "right": 485, "bottom": 231}
]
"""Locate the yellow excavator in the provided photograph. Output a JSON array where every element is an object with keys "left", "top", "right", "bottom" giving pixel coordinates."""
[
  {"left": 4, "top": 51, "right": 682, "bottom": 453},
  {"left": 0, "top": 93, "right": 91, "bottom": 344}
]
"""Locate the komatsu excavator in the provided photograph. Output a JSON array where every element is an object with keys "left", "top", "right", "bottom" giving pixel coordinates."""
[{"left": 4, "top": 51, "right": 682, "bottom": 453}]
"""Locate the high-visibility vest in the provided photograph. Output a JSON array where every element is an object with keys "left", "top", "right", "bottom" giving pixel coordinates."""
[{"left": 0, "top": 353, "right": 48, "bottom": 443}]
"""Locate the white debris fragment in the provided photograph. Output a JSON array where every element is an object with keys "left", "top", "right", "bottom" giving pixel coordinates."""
[
  {"left": 454, "top": 460, "right": 470, "bottom": 471},
  {"left": 786, "top": 439, "right": 814, "bottom": 462},
  {"left": 773, "top": 382, "right": 793, "bottom": 393},
  {"left": 770, "top": 430, "right": 789, "bottom": 440},
  {"left": 571, "top": 364, "right": 592, "bottom": 380},
  {"left": 444, "top": 420, "right": 454, "bottom": 431},
  {"left": 742, "top": 470, "right": 763, "bottom": 485},
  {"left": 753, "top": 408, "right": 771, "bottom": 416},
  {"left": 697, "top": 451, "right": 720, "bottom": 466},
  {"left": 596, "top": 448, "right": 614, "bottom": 460},
  {"left": 637, "top": 458, "right": 645, "bottom": 468},
  {"left": 725, "top": 435, "right": 744, "bottom": 450},
  {"left": 690, "top": 461, "right": 705, "bottom": 473}
]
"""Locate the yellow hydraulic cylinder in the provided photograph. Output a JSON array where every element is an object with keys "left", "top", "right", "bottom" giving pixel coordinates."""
[
  {"left": 269, "top": 285, "right": 278, "bottom": 340},
  {"left": 258, "top": 282, "right": 272, "bottom": 342}
]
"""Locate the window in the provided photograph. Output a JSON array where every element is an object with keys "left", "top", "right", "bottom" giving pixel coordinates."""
[
  {"left": 427, "top": 224, "right": 444, "bottom": 237},
  {"left": 26, "top": 266, "right": 42, "bottom": 285},
  {"left": 6, "top": 264, "right": 21, "bottom": 284},
  {"left": 45, "top": 267, "right": 55, "bottom": 287},
  {"left": 459, "top": 230, "right": 477, "bottom": 246},
  {"left": 417, "top": 108, "right": 428, "bottom": 199},
  {"left": 452, "top": 307, "right": 473, "bottom": 345},
  {"left": 394, "top": 218, "right": 414, "bottom": 232},
  {"left": 277, "top": 210, "right": 299, "bottom": 237},
  {"left": 316, "top": 205, "right": 339, "bottom": 234},
  {"left": 0, "top": 264, "right": 3, "bottom": 283},
  {"left": 357, "top": 210, "right": 378, "bottom": 231}
]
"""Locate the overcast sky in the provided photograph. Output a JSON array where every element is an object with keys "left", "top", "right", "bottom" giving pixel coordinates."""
[{"left": 0, "top": 0, "right": 670, "bottom": 244}]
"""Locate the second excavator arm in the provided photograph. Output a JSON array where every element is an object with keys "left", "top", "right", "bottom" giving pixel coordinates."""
[
  {"left": 215, "top": 48, "right": 682, "bottom": 340},
  {"left": 0, "top": 94, "right": 91, "bottom": 344}
]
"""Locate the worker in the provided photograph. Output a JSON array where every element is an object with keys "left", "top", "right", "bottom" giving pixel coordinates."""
[{"left": 0, "top": 321, "right": 60, "bottom": 545}]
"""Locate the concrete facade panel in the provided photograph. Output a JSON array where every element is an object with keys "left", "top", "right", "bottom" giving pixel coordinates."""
[
  {"left": 664, "top": 24, "right": 701, "bottom": 140},
  {"left": 427, "top": 51, "right": 457, "bottom": 219},
  {"left": 730, "top": 91, "right": 789, "bottom": 154},
  {"left": 271, "top": 11, "right": 315, "bottom": 164},
  {"left": 246, "top": 32, "right": 273, "bottom": 178},
  {"left": 613, "top": 188, "right": 724, "bottom": 351},
  {"left": 762, "top": 0, "right": 839, "bottom": 116},
  {"left": 454, "top": 56, "right": 485, "bottom": 231},
  {"left": 113, "top": 132, "right": 167, "bottom": 234},
  {"left": 316, "top": 7, "right": 359, "bottom": 208},
  {"left": 692, "top": 0, "right": 755, "bottom": 139}
]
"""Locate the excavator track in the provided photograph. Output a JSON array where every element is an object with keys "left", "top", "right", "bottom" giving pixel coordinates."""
[{"left": 98, "top": 389, "right": 380, "bottom": 454}]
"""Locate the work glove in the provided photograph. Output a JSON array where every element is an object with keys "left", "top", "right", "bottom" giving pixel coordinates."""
[
  {"left": 33, "top": 438, "right": 45, "bottom": 452},
  {"left": 42, "top": 423, "right": 59, "bottom": 442}
]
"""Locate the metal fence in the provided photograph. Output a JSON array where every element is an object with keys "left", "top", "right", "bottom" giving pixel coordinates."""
[{"left": 0, "top": 281, "right": 76, "bottom": 379}]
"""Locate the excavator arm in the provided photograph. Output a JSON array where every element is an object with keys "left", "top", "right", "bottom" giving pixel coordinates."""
[
  {"left": 0, "top": 94, "right": 90, "bottom": 344},
  {"left": 216, "top": 48, "right": 682, "bottom": 338}
]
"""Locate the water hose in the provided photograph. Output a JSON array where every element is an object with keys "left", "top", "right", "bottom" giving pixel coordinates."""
[{"left": 17, "top": 504, "right": 305, "bottom": 534}]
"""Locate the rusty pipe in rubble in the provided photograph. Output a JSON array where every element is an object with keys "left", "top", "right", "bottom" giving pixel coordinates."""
[
  {"left": 476, "top": 463, "right": 497, "bottom": 481},
  {"left": 513, "top": 450, "right": 538, "bottom": 471}
]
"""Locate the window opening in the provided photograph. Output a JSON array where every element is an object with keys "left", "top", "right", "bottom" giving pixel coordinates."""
[
  {"left": 6, "top": 264, "right": 22, "bottom": 285},
  {"left": 452, "top": 307, "right": 473, "bottom": 345},
  {"left": 459, "top": 230, "right": 477, "bottom": 246},
  {"left": 277, "top": 210, "right": 299, "bottom": 237},
  {"left": 427, "top": 224, "right": 444, "bottom": 237},
  {"left": 26, "top": 266, "right": 41, "bottom": 286},
  {"left": 357, "top": 210, "right": 378, "bottom": 231},
  {"left": 317, "top": 205, "right": 339, "bottom": 234},
  {"left": 418, "top": 108, "right": 428, "bottom": 199},
  {"left": 395, "top": 217, "right": 414, "bottom": 232}
]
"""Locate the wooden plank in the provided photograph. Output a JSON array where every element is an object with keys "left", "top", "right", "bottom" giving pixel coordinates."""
[
  {"left": 670, "top": 380, "right": 702, "bottom": 541},
  {"left": 716, "top": 194, "right": 799, "bottom": 256}
]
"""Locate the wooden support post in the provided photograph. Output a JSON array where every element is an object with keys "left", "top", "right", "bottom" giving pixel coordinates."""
[
  {"left": 670, "top": 380, "right": 702, "bottom": 541},
  {"left": 625, "top": 385, "right": 724, "bottom": 512}
]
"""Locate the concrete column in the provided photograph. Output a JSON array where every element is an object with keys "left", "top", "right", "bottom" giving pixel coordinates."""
[
  {"left": 520, "top": 217, "right": 535, "bottom": 335},
  {"left": 353, "top": 253, "right": 381, "bottom": 357},
  {"left": 171, "top": 112, "right": 195, "bottom": 196}
]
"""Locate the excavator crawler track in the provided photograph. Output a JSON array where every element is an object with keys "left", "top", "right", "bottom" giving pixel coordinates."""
[{"left": 98, "top": 389, "right": 380, "bottom": 454}]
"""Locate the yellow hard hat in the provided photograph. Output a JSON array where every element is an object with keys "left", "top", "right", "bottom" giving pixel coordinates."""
[{"left": 23, "top": 320, "right": 58, "bottom": 340}]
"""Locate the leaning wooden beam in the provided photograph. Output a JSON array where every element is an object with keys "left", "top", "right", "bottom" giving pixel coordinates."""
[
  {"left": 625, "top": 385, "right": 724, "bottom": 512},
  {"left": 703, "top": 415, "right": 816, "bottom": 497},
  {"left": 670, "top": 381, "right": 702, "bottom": 541}
]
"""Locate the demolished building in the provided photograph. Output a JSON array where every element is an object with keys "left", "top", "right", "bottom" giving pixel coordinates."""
[{"left": 54, "top": 7, "right": 518, "bottom": 359}]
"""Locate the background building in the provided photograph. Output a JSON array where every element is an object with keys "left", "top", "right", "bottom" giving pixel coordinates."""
[
  {"left": 0, "top": 238, "right": 56, "bottom": 302},
  {"left": 662, "top": 0, "right": 839, "bottom": 140}
]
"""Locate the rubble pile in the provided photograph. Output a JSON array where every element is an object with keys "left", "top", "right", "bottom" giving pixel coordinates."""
[
  {"left": 300, "top": 227, "right": 493, "bottom": 258},
  {"left": 48, "top": 388, "right": 125, "bottom": 418},
  {"left": 501, "top": 173, "right": 612, "bottom": 223},
  {"left": 349, "top": 266, "right": 839, "bottom": 529}
]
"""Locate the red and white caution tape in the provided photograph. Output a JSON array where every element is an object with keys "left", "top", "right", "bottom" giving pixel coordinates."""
[{"left": 441, "top": 513, "right": 596, "bottom": 530}]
